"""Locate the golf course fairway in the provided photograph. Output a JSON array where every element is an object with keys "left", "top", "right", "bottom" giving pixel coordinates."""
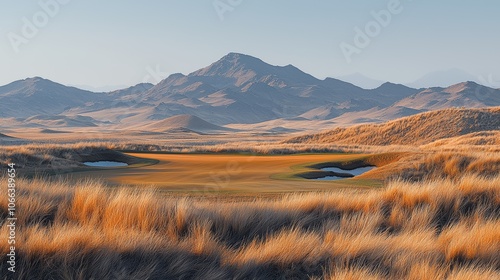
[{"left": 66, "top": 153, "right": 387, "bottom": 193}]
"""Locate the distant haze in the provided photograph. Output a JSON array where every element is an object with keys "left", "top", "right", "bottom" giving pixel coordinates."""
[{"left": 405, "top": 69, "right": 481, "bottom": 88}]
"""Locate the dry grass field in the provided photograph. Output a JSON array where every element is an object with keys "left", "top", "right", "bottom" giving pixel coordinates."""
[
  {"left": 0, "top": 142, "right": 499, "bottom": 279},
  {"left": 1, "top": 107, "right": 499, "bottom": 279},
  {"left": 0, "top": 174, "right": 498, "bottom": 279}
]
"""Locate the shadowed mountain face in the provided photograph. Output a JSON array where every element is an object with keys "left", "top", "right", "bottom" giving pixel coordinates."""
[{"left": 1, "top": 54, "right": 499, "bottom": 129}]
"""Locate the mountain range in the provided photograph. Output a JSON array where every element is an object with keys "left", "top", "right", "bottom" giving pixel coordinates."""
[{"left": 1, "top": 53, "right": 499, "bottom": 132}]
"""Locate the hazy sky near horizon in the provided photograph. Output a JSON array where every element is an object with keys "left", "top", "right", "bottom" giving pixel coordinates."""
[{"left": 1, "top": 0, "right": 499, "bottom": 88}]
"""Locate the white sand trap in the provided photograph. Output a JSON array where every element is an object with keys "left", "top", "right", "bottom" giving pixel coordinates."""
[
  {"left": 83, "top": 161, "right": 128, "bottom": 167},
  {"left": 314, "top": 166, "right": 375, "bottom": 181},
  {"left": 322, "top": 166, "right": 375, "bottom": 176}
]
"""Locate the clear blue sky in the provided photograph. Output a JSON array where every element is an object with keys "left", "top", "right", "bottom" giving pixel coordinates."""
[{"left": 1, "top": 0, "right": 499, "bottom": 88}]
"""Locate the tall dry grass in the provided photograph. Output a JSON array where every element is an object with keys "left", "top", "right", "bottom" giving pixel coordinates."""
[
  {"left": 420, "top": 131, "right": 500, "bottom": 154},
  {"left": 0, "top": 174, "right": 498, "bottom": 279},
  {"left": 0, "top": 142, "right": 117, "bottom": 168},
  {"left": 391, "top": 152, "right": 500, "bottom": 181}
]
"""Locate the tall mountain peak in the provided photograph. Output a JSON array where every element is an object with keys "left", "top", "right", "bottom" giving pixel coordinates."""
[
  {"left": 22, "top": 76, "right": 51, "bottom": 86},
  {"left": 190, "top": 53, "right": 268, "bottom": 78},
  {"left": 376, "top": 82, "right": 414, "bottom": 90},
  {"left": 222, "top": 52, "right": 255, "bottom": 61},
  {"left": 444, "top": 81, "right": 484, "bottom": 94},
  {"left": 188, "top": 52, "right": 319, "bottom": 87}
]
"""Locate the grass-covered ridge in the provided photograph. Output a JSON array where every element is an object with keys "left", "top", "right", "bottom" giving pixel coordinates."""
[
  {"left": 285, "top": 107, "right": 500, "bottom": 146},
  {"left": 0, "top": 143, "right": 157, "bottom": 176}
]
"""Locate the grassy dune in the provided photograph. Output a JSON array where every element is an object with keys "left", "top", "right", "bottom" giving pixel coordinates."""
[
  {"left": 0, "top": 143, "right": 156, "bottom": 177},
  {"left": 368, "top": 151, "right": 500, "bottom": 182},
  {"left": 0, "top": 143, "right": 116, "bottom": 168},
  {"left": 285, "top": 107, "right": 500, "bottom": 146},
  {"left": 0, "top": 174, "right": 498, "bottom": 279},
  {"left": 422, "top": 131, "right": 500, "bottom": 153}
]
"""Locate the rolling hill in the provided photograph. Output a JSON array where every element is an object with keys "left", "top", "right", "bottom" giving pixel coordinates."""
[
  {"left": 141, "top": 114, "right": 234, "bottom": 133},
  {"left": 23, "top": 115, "right": 103, "bottom": 127},
  {"left": 285, "top": 107, "right": 500, "bottom": 145}
]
